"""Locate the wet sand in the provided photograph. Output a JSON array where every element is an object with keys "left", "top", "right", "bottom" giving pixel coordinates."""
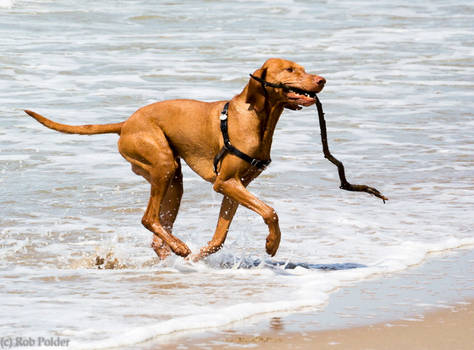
[{"left": 224, "top": 301, "right": 474, "bottom": 350}]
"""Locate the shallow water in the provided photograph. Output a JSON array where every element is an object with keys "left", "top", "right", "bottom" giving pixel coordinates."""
[{"left": 1, "top": 0, "right": 473, "bottom": 348}]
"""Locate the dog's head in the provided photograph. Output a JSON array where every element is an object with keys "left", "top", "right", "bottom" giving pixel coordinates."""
[{"left": 246, "top": 58, "right": 326, "bottom": 112}]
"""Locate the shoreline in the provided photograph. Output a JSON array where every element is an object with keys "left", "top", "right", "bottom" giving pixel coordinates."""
[
  {"left": 223, "top": 300, "right": 474, "bottom": 350},
  {"left": 145, "top": 247, "right": 474, "bottom": 349}
]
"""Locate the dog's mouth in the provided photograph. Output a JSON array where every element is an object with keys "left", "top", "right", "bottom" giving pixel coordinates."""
[
  {"left": 248, "top": 74, "right": 323, "bottom": 110},
  {"left": 285, "top": 86, "right": 319, "bottom": 110}
]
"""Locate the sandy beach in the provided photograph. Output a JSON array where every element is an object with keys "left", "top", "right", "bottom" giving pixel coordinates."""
[{"left": 223, "top": 301, "right": 474, "bottom": 350}]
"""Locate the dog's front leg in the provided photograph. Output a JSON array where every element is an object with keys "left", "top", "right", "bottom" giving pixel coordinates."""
[
  {"left": 191, "top": 195, "right": 239, "bottom": 261},
  {"left": 212, "top": 177, "right": 281, "bottom": 257}
]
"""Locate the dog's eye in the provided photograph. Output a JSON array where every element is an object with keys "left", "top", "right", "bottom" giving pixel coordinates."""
[{"left": 286, "top": 67, "right": 294, "bottom": 73}]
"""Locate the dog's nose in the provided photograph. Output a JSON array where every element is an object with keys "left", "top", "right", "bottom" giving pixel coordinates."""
[{"left": 315, "top": 76, "right": 326, "bottom": 86}]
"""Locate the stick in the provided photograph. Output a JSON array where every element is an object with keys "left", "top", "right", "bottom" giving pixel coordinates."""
[{"left": 314, "top": 96, "right": 388, "bottom": 203}]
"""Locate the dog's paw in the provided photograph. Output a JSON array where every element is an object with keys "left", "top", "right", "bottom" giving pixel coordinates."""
[
  {"left": 265, "top": 233, "right": 281, "bottom": 257},
  {"left": 172, "top": 244, "right": 192, "bottom": 258},
  {"left": 151, "top": 236, "right": 172, "bottom": 259}
]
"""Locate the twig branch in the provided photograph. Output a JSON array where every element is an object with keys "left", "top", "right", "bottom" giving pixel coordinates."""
[{"left": 314, "top": 96, "right": 388, "bottom": 203}]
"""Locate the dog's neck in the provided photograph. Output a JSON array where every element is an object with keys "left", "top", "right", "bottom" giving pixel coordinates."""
[
  {"left": 259, "top": 103, "right": 284, "bottom": 154},
  {"left": 233, "top": 85, "right": 285, "bottom": 157}
]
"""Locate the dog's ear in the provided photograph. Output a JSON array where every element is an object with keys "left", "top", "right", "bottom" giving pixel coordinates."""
[{"left": 246, "top": 67, "right": 267, "bottom": 112}]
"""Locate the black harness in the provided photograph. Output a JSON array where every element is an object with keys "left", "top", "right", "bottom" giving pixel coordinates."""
[{"left": 213, "top": 102, "right": 271, "bottom": 174}]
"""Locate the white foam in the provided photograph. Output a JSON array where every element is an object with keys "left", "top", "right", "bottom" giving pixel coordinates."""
[{"left": 72, "top": 298, "right": 323, "bottom": 349}]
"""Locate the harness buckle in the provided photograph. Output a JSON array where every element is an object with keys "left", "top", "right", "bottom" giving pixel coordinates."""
[{"left": 220, "top": 102, "right": 229, "bottom": 121}]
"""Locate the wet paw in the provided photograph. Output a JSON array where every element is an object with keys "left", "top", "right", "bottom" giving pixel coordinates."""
[
  {"left": 151, "top": 238, "right": 171, "bottom": 260},
  {"left": 172, "top": 243, "right": 191, "bottom": 258},
  {"left": 265, "top": 234, "right": 281, "bottom": 257}
]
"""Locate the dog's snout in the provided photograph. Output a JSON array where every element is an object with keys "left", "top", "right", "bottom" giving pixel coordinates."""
[{"left": 315, "top": 76, "right": 326, "bottom": 86}]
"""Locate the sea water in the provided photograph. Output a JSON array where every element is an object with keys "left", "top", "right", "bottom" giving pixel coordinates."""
[{"left": 0, "top": 0, "right": 473, "bottom": 348}]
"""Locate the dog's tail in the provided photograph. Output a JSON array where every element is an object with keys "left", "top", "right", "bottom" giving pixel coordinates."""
[{"left": 24, "top": 110, "right": 124, "bottom": 135}]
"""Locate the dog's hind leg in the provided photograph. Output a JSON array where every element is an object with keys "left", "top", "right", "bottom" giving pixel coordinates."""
[
  {"left": 119, "top": 126, "right": 191, "bottom": 258},
  {"left": 143, "top": 180, "right": 190, "bottom": 258},
  {"left": 151, "top": 160, "right": 184, "bottom": 259},
  {"left": 159, "top": 159, "right": 183, "bottom": 232}
]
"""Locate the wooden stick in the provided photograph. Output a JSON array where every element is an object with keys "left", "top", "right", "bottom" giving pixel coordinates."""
[{"left": 314, "top": 96, "right": 388, "bottom": 203}]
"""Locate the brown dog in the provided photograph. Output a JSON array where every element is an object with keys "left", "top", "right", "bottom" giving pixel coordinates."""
[{"left": 25, "top": 58, "right": 325, "bottom": 261}]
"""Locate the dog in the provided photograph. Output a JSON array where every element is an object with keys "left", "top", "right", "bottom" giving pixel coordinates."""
[{"left": 25, "top": 58, "right": 326, "bottom": 261}]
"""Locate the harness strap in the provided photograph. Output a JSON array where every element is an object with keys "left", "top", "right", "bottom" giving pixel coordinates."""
[
  {"left": 249, "top": 74, "right": 289, "bottom": 90},
  {"left": 213, "top": 102, "right": 271, "bottom": 174}
]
